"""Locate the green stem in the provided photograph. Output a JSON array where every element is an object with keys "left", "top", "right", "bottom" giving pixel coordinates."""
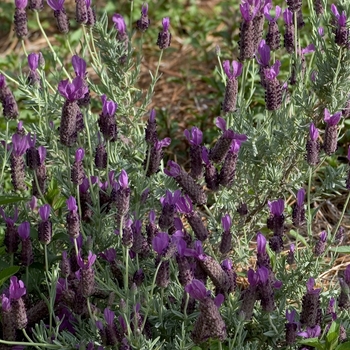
[
  {"left": 21, "top": 40, "right": 28, "bottom": 56},
  {"left": 33, "top": 170, "right": 46, "bottom": 203},
  {"left": 76, "top": 184, "right": 86, "bottom": 240},
  {"left": 333, "top": 190, "right": 350, "bottom": 237},
  {"left": 34, "top": 11, "right": 70, "bottom": 80},
  {"left": 65, "top": 35, "right": 74, "bottom": 56},
  {"left": 141, "top": 259, "right": 163, "bottom": 332},
  {"left": 44, "top": 244, "right": 49, "bottom": 274},
  {"left": 143, "top": 145, "right": 151, "bottom": 177},
  {"left": 334, "top": 47, "right": 343, "bottom": 84},
  {"left": 83, "top": 110, "right": 94, "bottom": 175}
]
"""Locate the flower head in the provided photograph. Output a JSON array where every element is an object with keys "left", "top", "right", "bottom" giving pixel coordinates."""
[
  {"left": 100, "top": 248, "right": 116, "bottom": 262},
  {"left": 324, "top": 108, "right": 342, "bottom": 126},
  {"left": 101, "top": 94, "right": 117, "bottom": 116},
  {"left": 162, "top": 17, "right": 170, "bottom": 32},
  {"left": 297, "top": 188, "right": 305, "bottom": 206},
  {"left": 77, "top": 251, "right": 96, "bottom": 269},
  {"left": 221, "top": 214, "right": 232, "bottom": 232},
  {"left": 184, "top": 127, "right": 203, "bottom": 146},
  {"left": 112, "top": 14, "right": 127, "bottom": 34},
  {"left": 103, "top": 308, "right": 115, "bottom": 326},
  {"left": 15, "top": 0, "right": 27, "bottom": 9},
  {"left": 152, "top": 232, "right": 170, "bottom": 255},
  {"left": 298, "top": 325, "right": 321, "bottom": 338},
  {"left": 257, "top": 232, "right": 267, "bottom": 255},
  {"left": 309, "top": 123, "right": 319, "bottom": 141},
  {"left": 39, "top": 204, "right": 51, "bottom": 221},
  {"left": 268, "top": 198, "right": 284, "bottom": 216},
  {"left": 223, "top": 60, "right": 243, "bottom": 80},
  {"left": 256, "top": 39, "right": 271, "bottom": 66},
  {"left": 185, "top": 279, "right": 207, "bottom": 301},
  {"left": 164, "top": 160, "right": 181, "bottom": 177},
  {"left": 9, "top": 276, "right": 26, "bottom": 300},
  {"left": 12, "top": 134, "right": 28, "bottom": 156},
  {"left": 72, "top": 55, "right": 87, "bottom": 78},
  {"left": 264, "top": 60, "right": 281, "bottom": 80},
  {"left": 118, "top": 169, "right": 129, "bottom": 188},
  {"left": 58, "top": 77, "right": 89, "bottom": 102},
  {"left": 47, "top": 0, "right": 65, "bottom": 11},
  {"left": 306, "top": 278, "right": 321, "bottom": 294},
  {"left": 66, "top": 196, "right": 78, "bottom": 212},
  {"left": 18, "top": 221, "right": 30, "bottom": 239},
  {"left": 264, "top": 4, "right": 281, "bottom": 22},
  {"left": 283, "top": 8, "right": 293, "bottom": 25},
  {"left": 28, "top": 53, "right": 39, "bottom": 71}
]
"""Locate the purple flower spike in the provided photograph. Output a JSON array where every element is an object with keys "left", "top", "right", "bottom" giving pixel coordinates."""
[
  {"left": 100, "top": 248, "right": 116, "bottom": 262},
  {"left": 47, "top": 0, "right": 64, "bottom": 11},
  {"left": 324, "top": 109, "right": 342, "bottom": 126},
  {"left": 331, "top": 4, "right": 347, "bottom": 26},
  {"left": 118, "top": 169, "right": 128, "bottom": 188},
  {"left": 164, "top": 160, "right": 181, "bottom": 177},
  {"left": 12, "top": 134, "right": 28, "bottom": 156},
  {"left": 39, "top": 204, "right": 51, "bottom": 221},
  {"left": 104, "top": 308, "right": 115, "bottom": 326},
  {"left": 9, "top": 276, "right": 26, "bottom": 300},
  {"left": 184, "top": 127, "right": 203, "bottom": 146},
  {"left": 265, "top": 60, "right": 281, "bottom": 80},
  {"left": 320, "top": 231, "right": 327, "bottom": 242},
  {"left": 223, "top": 60, "right": 243, "bottom": 80},
  {"left": 58, "top": 77, "right": 88, "bottom": 102},
  {"left": 152, "top": 232, "right": 170, "bottom": 255},
  {"left": 75, "top": 148, "right": 85, "bottom": 162},
  {"left": 221, "top": 214, "right": 232, "bottom": 231},
  {"left": 162, "top": 17, "right": 170, "bottom": 32},
  {"left": 309, "top": 123, "right": 319, "bottom": 141},
  {"left": 298, "top": 325, "right": 321, "bottom": 338},
  {"left": 283, "top": 8, "right": 293, "bottom": 25},
  {"left": 141, "top": 3, "right": 148, "bottom": 15},
  {"left": 112, "top": 14, "right": 127, "bottom": 34},
  {"left": 67, "top": 196, "right": 78, "bottom": 212},
  {"left": 15, "top": 0, "right": 27, "bottom": 9},
  {"left": 18, "top": 221, "right": 30, "bottom": 239},
  {"left": 256, "top": 40, "right": 271, "bottom": 66},
  {"left": 297, "top": 188, "right": 305, "bottom": 206},
  {"left": 38, "top": 146, "right": 47, "bottom": 164},
  {"left": 185, "top": 279, "right": 207, "bottom": 301},
  {"left": 268, "top": 198, "right": 284, "bottom": 215},
  {"left": 306, "top": 278, "right": 321, "bottom": 294},
  {"left": 215, "top": 117, "right": 227, "bottom": 131},
  {"left": 72, "top": 55, "right": 87, "bottom": 78},
  {"left": 101, "top": 95, "right": 117, "bottom": 116},
  {"left": 77, "top": 251, "right": 96, "bottom": 269},
  {"left": 286, "top": 309, "right": 296, "bottom": 323},
  {"left": 257, "top": 232, "right": 267, "bottom": 254},
  {"left": 28, "top": 53, "right": 39, "bottom": 71}
]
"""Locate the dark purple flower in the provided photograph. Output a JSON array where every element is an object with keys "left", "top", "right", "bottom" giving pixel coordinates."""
[
  {"left": 38, "top": 146, "right": 46, "bottom": 164},
  {"left": 298, "top": 325, "right": 321, "bottom": 338},
  {"left": 256, "top": 39, "right": 271, "bottom": 66},
  {"left": 112, "top": 14, "right": 127, "bottom": 34},
  {"left": 221, "top": 214, "right": 232, "bottom": 232},
  {"left": 75, "top": 148, "right": 84, "bottom": 162},
  {"left": 12, "top": 134, "right": 28, "bottom": 156},
  {"left": 101, "top": 94, "right": 117, "bottom": 116},
  {"left": 18, "top": 221, "right": 30, "bottom": 240},
  {"left": 1, "top": 295, "right": 11, "bottom": 311},
  {"left": 331, "top": 4, "right": 347, "bottom": 26},
  {"left": 257, "top": 232, "right": 267, "bottom": 255},
  {"left": 28, "top": 53, "right": 39, "bottom": 71},
  {"left": 47, "top": 0, "right": 64, "bottom": 11},
  {"left": 161, "top": 17, "right": 170, "bottom": 32},
  {"left": 72, "top": 55, "right": 87, "bottom": 78},
  {"left": 286, "top": 309, "right": 296, "bottom": 324},
  {"left": 184, "top": 127, "right": 203, "bottom": 146},
  {"left": 66, "top": 196, "right": 78, "bottom": 212},
  {"left": 152, "top": 232, "right": 170, "bottom": 255},
  {"left": 268, "top": 198, "right": 284, "bottom": 216},
  {"left": 297, "top": 188, "right": 305, "bottom": 206},
  {"left": 39, "top": 204, "right": 51, "bottom": 221},
  {"left": 15, "top": 0, "right": 27, "bottom": 9},
  {"left": 9, "top": 276, "right": 26, "bottom": 300},
  {"left": 324, "top": 108, "right": 342, "bottom": 126},
  {"left": 100, "top": 248, "right": 116, "bottom": 262},
  {"left": 164, "top": 160, "right": 181, "bottom": 177},
  {"left": 104, "top": 307, "right": 115, "bottom": 326},
  {"left": 300, "top": 44, "right": 316, "bottom": 56},
  {"left": 58, "top": 76, "right": 89, "bottom": 102},
  {"left": 29, "top": 196, "right": 37, "bottom": 211},
  {"left": 222, "top": 60, "right": 243, "bottom": 80},
  {"left": 77, "top": 251, "right": 96, "bottom": 269},
  {"left": 185, "top": 279, "right": 207, "bottom": 301}
]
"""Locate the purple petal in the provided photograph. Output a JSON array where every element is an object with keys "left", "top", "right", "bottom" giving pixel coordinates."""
[
  {"left": 75, "top": 148, "right": 85, "bottom": 162},
  {"left": 72, "top": 55, "right": 87, "bottom": 78},
  {"left": 257, "top": 232, "right": 267, "bottom": 255},
  {"left": 297, "top": 188, "right": 305, "bottom": 206},
  {"left": 286, "top": 309, "right": 296, "bottom": 323},
  {"left": 152, "top": 232, "right": 170, "bottom": 255},
  {"left": 29, "top": 196, "right": 38, "bottom": 211},
  {"left": 162, "top": 17, "right": 170, "bottom": 32},
  {"left": 164, "top": 160, "right": 181, "bottom": 177},
  {"left": 39, "top": 204, "right": 51, "bottom": 221},
  {"left": 118, "top": 169, "right": 128, "bottom": 188},
  {"left": 112, "top": 14, "right": 127, "bottom": 33},
  {"left": 28, "top": 53, "right": 39, "bottom": 71},
  {"left": 18, "top": 221, "right": 30, "bottom": 239},
  {"left": 221, "top": 214, "right": 231, "bottom": 232},
  {"left": 104, "top": 308, "right": 115, "bottom": 326},
  {"left": 214, "top": 294, "right": 224, "bottom": 308},
  {"left": 66, "top": 196, "right": 78, "bottom": 212},
  {"left": 184, "top": 279, "right": 207, "bottom": 300},
  {"left": 309, "top": 123, "right": 319, "bottom": 141},
  {"left": 215, "top": 117, "right": 227, "bottom": 131}
]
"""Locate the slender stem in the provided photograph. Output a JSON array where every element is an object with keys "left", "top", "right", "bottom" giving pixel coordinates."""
[
  {"left": 129, "top": 0, "right": 134, "bottom": 35},
  {"left": 83, "top": 110, "right": 94, "bottom": 175},
  {"left": 141, "top": 259, "right": 163, "bottom": 332},
  {"left": 25, "top": 266, "right": 29, "bottom": 290},
  {"left": 65, "top": 35, "right": 74, "bottom": 56},
  {"left": 82, "top": 25, "right": 98, "bottom": 66},
  {"left": 76, "top": 184, "right": 86, "bottom": 240},
  {"left": 33, "top": 170, "right": 46, "bottom": 203},
  {"left": 34, "top": 11, "right": 71, "bottom": 80},
  {"left": 143, "top": 145, "right": 151, "bottom": 177},
  {"left": 334, "top": 47, "right": 343, "bottom": 84},
  {"left": 0, "top": 332, "right": 60, "bottom": 348},
  {"left": 333, "top": 191, "right": 350, "bottom": 237},
  {"left": 44, "top": 244, "right": 49, "bottom": 274},
  {"left": 74, "top": 237, "right": 79, "bottom": 257},
  {"left": 182, "top": 292, "right": 189, "bottom": 319},
  {"left": 307, "top": 166, "right": 313, "bottom": 237},
  {"left": 89, "top": 27, "right": 97, "bottom": 57},
  {"left": 21, "top": 40, "right": 28, "bottom": 56}
]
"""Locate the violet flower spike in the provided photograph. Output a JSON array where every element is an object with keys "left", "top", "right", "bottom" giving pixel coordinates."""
[
  {"left": 297, "top": 188, "right": 305, "bottom": 206},
  {"left": 309, "top": 123, "right": 319, "bottom": 141},
  {"left": 184, "top": 279, "right": 207, "bottom": 301},
  {"left": 66, "top": 196, "right": 78, "bottom": 212},
  {"left": 222, "top": 60, "right": 243, "bottom": 79},
  {"left": 47, "top": 0, "right": 65, "bottom": 11},
  {"left": 112, "top": 14, "right": 127, "bottom": 34},
  {"left": 28, "top": 53, "right": 39, "bottom": 71},
  {"left": 39, "top": 204, "right": 51, "bottom": 221},
  {"left": 152, "top": 232, "right": 170, "bottom": 255},
  {"left": 256, "top": 40, "right": 271, "bottom": 66},
  {"left": 9, "top": 276, "right": 26, "bottom": 300},
  {"left": 324, "top": 108, "right": 342, "bottom": 126},
  {"left": 75, "top": 148, "right": 85, "bottom": 162},
  {"left": 221, "top": 214, "right": 232, "bottom": 231},
  {"left": 101, "top": 94, "right": 117, "bottom": 116},
  {"left": 15, "top": 0, "right": 27, "bottom": 9},
  {"left": 72, "top": 55, "right": 87, "bottom": 78},
  {"left": 18, "top": 221, "right": 30, "bottom": 240},
  {"left": 184, "top": 127, "right": 203, "bottom": 146}
]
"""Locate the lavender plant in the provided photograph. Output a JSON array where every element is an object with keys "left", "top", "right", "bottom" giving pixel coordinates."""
[{"left": 1, "top": 0, "right": 350, "bottom": 349}]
